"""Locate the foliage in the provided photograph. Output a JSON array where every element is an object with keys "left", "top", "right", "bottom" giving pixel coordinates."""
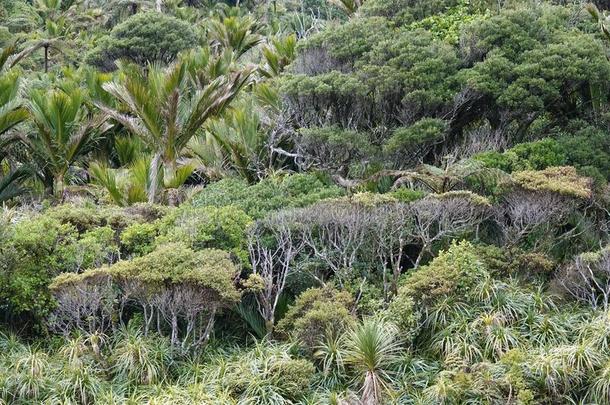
[
  {"left": 86, "top": 11, "right": 198, "bottom": 71},
  {"left": 276, "top": 286, "right": 355, "bottom": 352},
  {"left": 399, "top": 240, "right": 489, "bottom": 308},
  {"left": 2, "top": 0, "right": 610, "bottom": 403},
  {"left": 192, "top": 173, "right": 344, "bottom": 219},
  {"left": 157, "top": 204, "right": 253, "bottom": 265},
  {"left": 511, "top": 166, "right": 593, "bottom": 199}
]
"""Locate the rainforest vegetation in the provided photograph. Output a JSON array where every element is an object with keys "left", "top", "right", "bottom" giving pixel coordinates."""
[{"left": 2, "top": 0, "right": 610, "bottom": 403}]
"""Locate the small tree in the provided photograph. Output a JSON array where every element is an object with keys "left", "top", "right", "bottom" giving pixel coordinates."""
[
  {"left": 48, "top": 269, "right": 115, "bottom": 336},
  {"left": 50, "top": 244, "right": 241, "bottom": 351},
  {"left": 410, "top": 191, "right": 491, "bottom": 267},
  {"left": 97, "top": 58, "right": 254, "bottom": 203},
  {"left": 247, "top": 210, "right": 305, "bottom": 333},
  {"left": 27, "top": 86, "right": 109, "bottom": 197},
  {"left": 558, "top": 246, "right": 610, "bottom": 312},
  {"left": 496, "top": 166, "right": 592, "bottom": 248}
]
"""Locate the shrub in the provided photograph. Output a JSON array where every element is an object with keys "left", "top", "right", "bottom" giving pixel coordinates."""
[
  {"left": 86, "top": 12, "right": 198, "bottom": 71},
  {"left": 120, "top": 222, "right": 159, "bottom": 257},
  {"left": 511, "top": 166, "right": 592, "bottom": 199},
  {"left": 270, "top": 358, "right": 316, "bottom": 401},
  {"left": 50, "top": 244, "right": 241, "bottom": 348},
  {"left": 476, "top": 138, "right": 567, "bottom": 173},
  {"left": 399, "top": 240, "right": 489, "bottom": 308},
  {"left": 295, "top": 126, "right": 378, "bottom": 173},
  {"left": 156, "top": 205, "right": 253, "bottom": 265},
  {"left": 192, "top": 174, "right": 344, "bottom": 219},
  {"left": 383, "top": 118, "right": 448, "bottom": 166},
  {"left": 276, "top": 286, "right": 355, "bottom": 352},
  {"left": 0, "top": 216, "right": 77, "bottom": 329},
  {"left": 386, "top": 293, "right": 420, "bottom": 342}
]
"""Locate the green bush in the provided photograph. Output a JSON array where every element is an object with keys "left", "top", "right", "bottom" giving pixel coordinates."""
[
  {"left": 120, "top": 222, "right": 159, "bottom": 257},
  {"left": 156, "top": 205, "right": 253, "bottom": 265},
  {"left": 475, "top": 138, "right": 567, "bottom": 173},
  {"left": 386, "top": 293, "right": 419, "bottom": 341},
  {"left": 192, "top": 174, "right": 344, "bottom": 219},
  {"left": 0, "top": 216, "right": 77, "bottom": 329},
  {"left": 276, "top": 286, "right": 355, "bottom": 351},
  {"left": 399, "top": 240, "right": 489, "bottom": 308},
  {"left": 559, "top": 126, "right": 610, "bottom": 181},
  {"left": 384, "top": 118, "right": 448, "bottom": 156},
  {"left": 270, "top": 358, "right": 316, "bottom": 401},
  {"left": 86, "top": 12, "right": 198, "bottom": 71}
]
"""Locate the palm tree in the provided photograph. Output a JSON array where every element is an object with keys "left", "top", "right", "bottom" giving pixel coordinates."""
[
  {"left": 260, "top": 35, "right": 297, "bottom": 78},
  {"left": 205, "top": 99, "right": 264, "bottom": 183},
  {"left": 342, "top": 318, "right": 403, "bottom": 405},
  {"left": 586, "top": 3, "right": 610, "bottom": 43},
  {"left": 330, "top": 0, "right": 364, "bottom": 17},
  {"left": 0, "top": 68, "right": 27, "bottom": 136},
  {"left": 0, "top": 55, "right": 30, "bottom": 203},
  {"left": 208, "top": 15, "right": 263, "bottom": 59},
  {"left": 0, "top": 167, "right": 32, "bottom": 204},
  {"left": 26, "top": 86, "right": 110, "bottom": 197},
  {"left": 97, "top": 59, "right": 254, "bottom": 202}
]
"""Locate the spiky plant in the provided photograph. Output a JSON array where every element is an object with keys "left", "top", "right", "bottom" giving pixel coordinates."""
[
  {"left": 208, "top": 15, "right": 263, "bottom": 58},
  {"left": 111, "top": 326, "right": 173, "bottom": 386},
  {"left": 342, "top": 318, "right": 403, "bottom": 405},
  {"left": 9, "top": 347, "right": 50, "bottom": 402},
  {"left": 589, "top": 359, "right": 610, "bottom": 405},
  {"left": 314, "top": 330, "right": 347, "bottom": 389}
]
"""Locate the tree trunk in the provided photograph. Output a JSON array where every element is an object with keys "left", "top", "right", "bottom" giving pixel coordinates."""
[
  {"left": 148, "top": 153, "right": 161, "bottom": 204},
  {"left": 53, "top": 173, "right": 64, "bottom": 200},
  {"left": 44, "top": 45, "right": 49, "bottom": 73}
]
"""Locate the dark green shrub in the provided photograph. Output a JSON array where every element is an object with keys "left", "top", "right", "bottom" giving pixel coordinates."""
[
  {"left": 0, "top": 216, "right": 77, "bottom": 329},
  {"left": 86, "top": 12, "right": 198, "bottom": 71},
  {"left": 120, "top": 222, "right": 159, "bottom": 257}
]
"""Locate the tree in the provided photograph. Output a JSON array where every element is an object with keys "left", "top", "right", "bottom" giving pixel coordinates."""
[
  {"left": 495, "top": 166, "right": 592, "bottom": 248},
  {"left": 558, "top": 246, "right": 610, "bottom": 312},
  {"left": 208, "top": 15, "right": 263, "bottom": 59},
  {"left": 97, "top": 58, "right": 254, "bottom": 202},
  {"left": 26, "top": 86, "right": 109, "bottom": 197},
  {"left": 247, "top": 210, "right": 305, "bottom": 333},
  {"left": 409, "top": 191, "right": 491, "bottom": 267},
  {"left": 50, "top": 244, "right": 241, "bottom": 351},
  {"left": 0, "top": 65, "right": 29, "bottom": 203}
]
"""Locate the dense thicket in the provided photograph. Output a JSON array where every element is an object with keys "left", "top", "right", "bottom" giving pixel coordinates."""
[{"left": 1, "top": 0, "right": 610, "bottom": 404}]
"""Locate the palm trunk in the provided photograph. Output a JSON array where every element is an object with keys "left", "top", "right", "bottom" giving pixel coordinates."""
[
  {"left": 44, "top": 45, "right": 49, "bottom": 73},
  {"left": 148, "top": 153, "right": 161, "bottom": 204},
  {"left": 53, "top": 173, "right": 65, "bottom": 200}
]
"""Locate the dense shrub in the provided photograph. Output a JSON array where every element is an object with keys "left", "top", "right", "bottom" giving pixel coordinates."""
[
  {"left": 156, "top": 205, "right": 253, "bottom": 264},
  {"left": 86, "top": 12, "right": 198, "bottom": 71},
  {"left": 0, "top": 215, "right": 114, "bottom": 330},
  {"left": 276, "top": 286, "right": 355, "bottom": 351},
  {"left": 399, "top": 240, "right": 489, "bottom": 308},
  {"left": 192, "top": 173, "right": 344, "bottom": 219}
]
